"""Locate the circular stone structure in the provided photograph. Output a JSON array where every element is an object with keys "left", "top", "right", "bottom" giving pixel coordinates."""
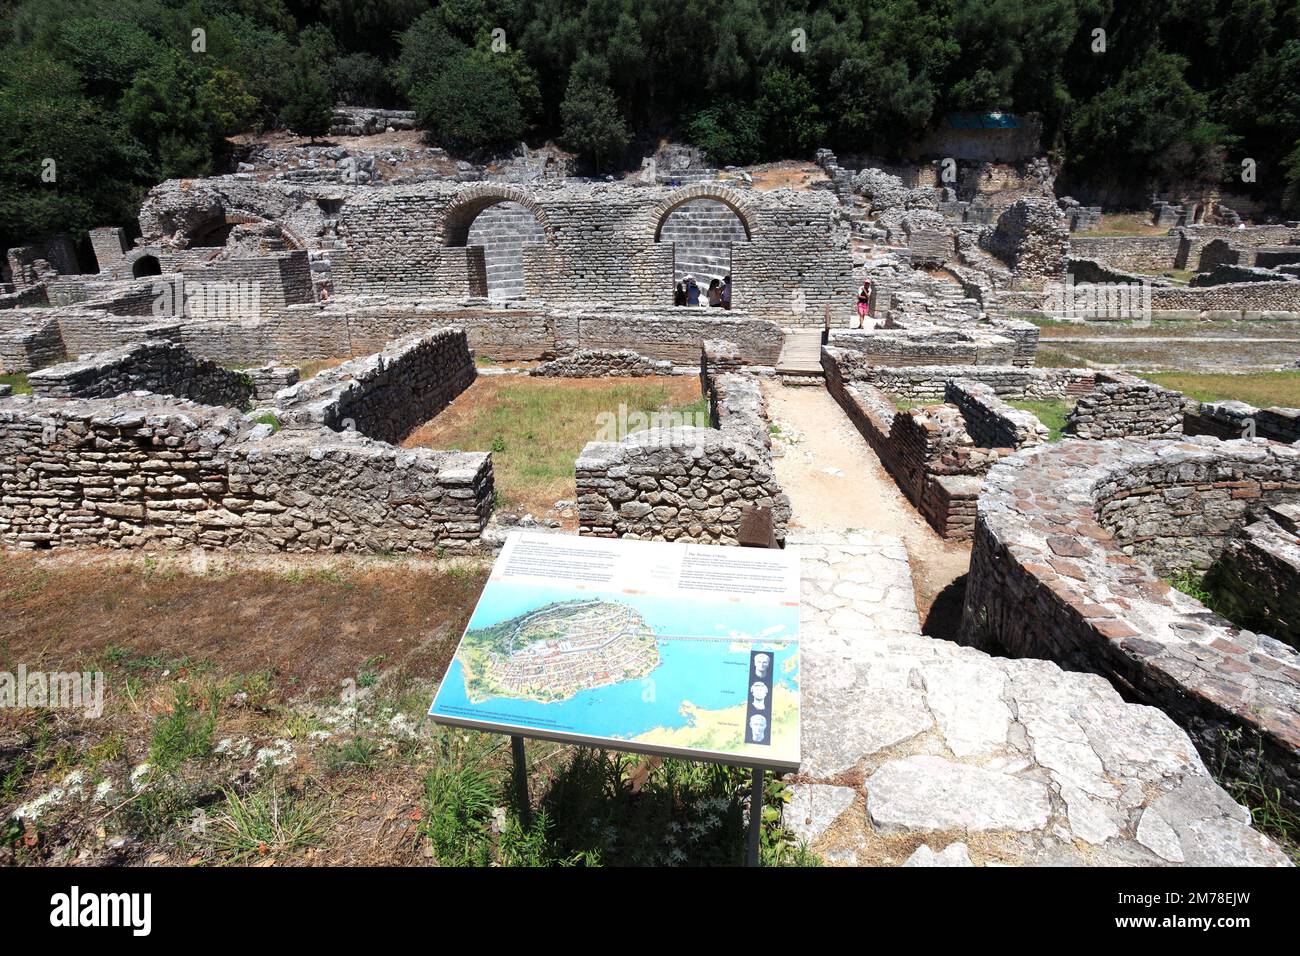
[{"left": 960, "top": 435, "right": 1300, "bottom": 812}]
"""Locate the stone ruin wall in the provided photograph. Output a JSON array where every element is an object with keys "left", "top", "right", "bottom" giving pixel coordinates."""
[
  {"left": 1063, "top": 371, "right": 1185, "bottom": 439},
  {"left": 275, "top": 327, "right": 477, "bottom": 444},
  {"left": 823, "top": 350, "right": 1096, "bottom": 404},
  {"left": 529, "top": 349, "right": 673, "bottom": 378},
  {"left": 174, "top": 302, "right": 785, "bottom": 368},
  {"left": 980, "top": 197, "right": 1069, "bottom": 290},
  {"left": 822, "top": 347, "right": 1023, "bottom": 538},
  {"left": 576, "top": 341, "right": 789, "bottom": 545},
  {"left": 944, "top": 379, "right": 1048, "bottom": 449},
  {"left": 0, "top": 327, "right": 493, "bottom": 553},
  {"left": 1210, "top": 505, "right": 1300, "bottom": 650},
  {"left": 330, "top": 181, "right": 854, "bottom": 326},
  {"left": 959, "top": 438, "right": 1300, "bottom": 812},
  {"left": 1186, "top": 401, "right": 1300, "bottom": 444},
  {"left": 828, "top": 327, "right": 1018, "bottom": 368},
  {"left": 26, "top": 340, "right": 254, "bottom": 408}
]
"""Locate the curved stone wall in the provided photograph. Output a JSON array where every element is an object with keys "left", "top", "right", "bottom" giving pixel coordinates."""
[{"left": 960, "top": 436, "right": 1300, "bottom": 811}]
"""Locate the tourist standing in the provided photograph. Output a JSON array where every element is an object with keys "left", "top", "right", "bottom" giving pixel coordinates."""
[
  {"left": 722, "top": 274, "right": 732, "bottom": 309},
  {"left": 855, "top": 279, "right": 872, "bottom": 328},
  {"left": 707, "top": 278, "right": 723, "bottom": 307},
  {"left": 674, "top": 281, "right": 687, "bottom": 306},
  {"left": 685, "top": 276, "right": 700, "bottom": 306}
]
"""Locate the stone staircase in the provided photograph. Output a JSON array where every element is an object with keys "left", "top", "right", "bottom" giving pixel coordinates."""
[{"left": 466, "top": 201, "right": 548, "bottom": 299}]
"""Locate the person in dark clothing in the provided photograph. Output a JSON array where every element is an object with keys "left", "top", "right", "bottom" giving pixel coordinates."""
[{"left": 674, "top": 281, "right": 687, "bottom": 306}]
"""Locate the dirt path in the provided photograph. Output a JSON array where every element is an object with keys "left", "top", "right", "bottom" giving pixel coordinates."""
[{"left": 764, "top": 381, "right": 971, "bottom": 633}]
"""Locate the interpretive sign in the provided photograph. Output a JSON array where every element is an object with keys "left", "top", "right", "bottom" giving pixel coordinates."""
[{"left": 429, "top": 531, "right": 801, "bottom": 771}]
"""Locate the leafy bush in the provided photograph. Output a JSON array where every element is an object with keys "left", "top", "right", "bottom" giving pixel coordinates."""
[{"left": 410, "top": 52, "right": 525, "bottom": 151}]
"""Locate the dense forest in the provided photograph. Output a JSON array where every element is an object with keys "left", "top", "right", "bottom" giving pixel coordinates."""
[{"left": 2, "top": 0, "right": 1299, "bottom": 250}]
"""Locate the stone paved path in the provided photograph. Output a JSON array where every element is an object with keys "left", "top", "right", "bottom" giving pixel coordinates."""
[
  {"left": 764, "top": 380, "right": 970, "bottom": 625},
  {"left": 788, "top": 531, "right": 1290, "bottom": 866}
]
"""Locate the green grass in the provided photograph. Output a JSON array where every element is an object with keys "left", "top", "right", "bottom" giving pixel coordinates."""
[
  {"left": 407, "top": 377, "right": 707, "bottom": 514},
  {"left": 1, "top": 372, "right": 30, "bottom": 394},
  {"left": 1212, "top": 728, "right": 1300, "bottom": 865},
  {"left": 1145, "top": 371, "right": 1300, "bottom": 409},
  {"left": 201, "top": 784, "right": 329, "bottom": 863},
  {"left": 419, "top": 735, "right": 818, "bottom": 867},
  {"left": 1006, "top": 398, "right": 1071, "bottom": 441},
  {"left": 1032, "top": 346, "right": 1081, "bottom": 368},
  {"left": 1086, "top": 212, "right": 1169, "bottom": 237},
  {"left": 885, "top": 394, "right": 922, "bottom": 411},
  {"left": 149, "top": 690, "right": 216, "bottom": 771}
]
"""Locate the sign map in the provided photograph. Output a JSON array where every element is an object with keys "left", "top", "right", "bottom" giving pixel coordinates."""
[{"left": 429, "top": 532, "right": 801, "bottom": 770}]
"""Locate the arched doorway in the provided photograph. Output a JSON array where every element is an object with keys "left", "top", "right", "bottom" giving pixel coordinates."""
[
  {"left": 132, "top": 255, "right": 161, "bottom": 278},
  {"left": 464, "top": 202, "right": 547, "bottom": 299},
  {"left": 442, "top": 188, "right": 552, "bottom": 300},
  {"left": 653, "top": 187, "right": 754, "bottom": 309}
]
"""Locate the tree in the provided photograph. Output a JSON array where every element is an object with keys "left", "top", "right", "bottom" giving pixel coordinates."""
[
  {"left": 0, "top": 50, "right": 143, "bottom": 247},
  {"left": 1068, "top": 53, "right": 1222, "bottom": 185},
  {"left": 119, "top": 51, "right": 256, "bottom": 180},
  {"left": 410, "top": 52, "right": 525, "bottom": 151},
  {"left": 754, "top": 66, "right": 826, "bottom": 160},
  {"left": 684, "top": 104, "right": 762, "bottom": 167},
  {"left": 282, "top": 65, "right": 334, "bottom": 142},
  {"left": 560, "top": 77, "right": 630, "bottom": 172}
]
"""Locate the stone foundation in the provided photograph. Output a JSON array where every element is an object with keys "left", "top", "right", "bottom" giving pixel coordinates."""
[
  {"left": 275, "top": 326, "right": 476, "bottom": 443},
  {"left": 530, "top": 348, "right": 673, "bottom": 378},
  {"left": 1064, "top": 371, "right": 1185, "bottom": 439},
  {"left": 27, "top": 340, "right": 254, "bottom": 409},
  {"left": 959, "top": 437, "right": 1300, "bottom": 812},
  {"left": 576, "top": 345, "right": 789, "bottom": 544},
  {"left": 1210, "top": 504, "right": 1300, "bottom": 650},
  {"left": 1185, "top": 400, "right": 1300, "bottom": 443},
  {"left": 0, "top": 390, "right": 492, "bottom": 553}
]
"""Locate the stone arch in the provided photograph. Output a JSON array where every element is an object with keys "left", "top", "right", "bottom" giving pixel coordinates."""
[
  {"left": 185, "top": 213, "right": 278, "bottom": 248},
  {"left": 440, "top": 184, "right": 555, "bottom": 246},
  {"left": 131, "top": 254, "right": 162, "bottom": 278},
  {"left": 651, "top": 184, "right": 757, "bottom": 241}
]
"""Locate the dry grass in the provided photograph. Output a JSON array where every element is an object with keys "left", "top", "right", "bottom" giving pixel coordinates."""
[
  {"left": 0, "top": 550, "right": 491, "bottom": 866},
  {"left": 295, "top": 357, "right": 348, "bottom": 381},
  {"left": 0, "top": 551, "right": 488, "bottom": 700},
  {"left": 403, "top": 375, "right": 705, "bottom": 519}
]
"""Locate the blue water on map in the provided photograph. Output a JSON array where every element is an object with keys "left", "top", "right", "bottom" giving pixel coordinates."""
[{"left": 429, "top": 582, "right": 799, "bottom": 740}]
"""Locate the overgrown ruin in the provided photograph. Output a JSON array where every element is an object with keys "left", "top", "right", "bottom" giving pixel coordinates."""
[{"left": 5, "top": 137, "right": 1300, "bottom": 869}]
